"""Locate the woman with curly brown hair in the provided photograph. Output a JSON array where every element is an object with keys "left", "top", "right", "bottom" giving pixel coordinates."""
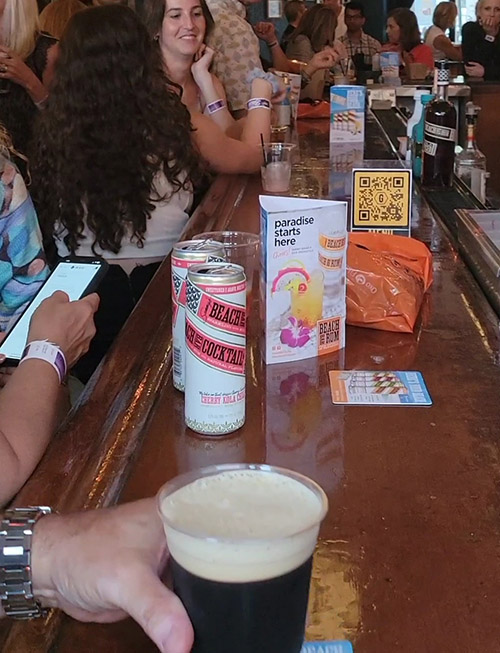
[{"left": 32, "top": 4, "right": 272, "bottom": 381}]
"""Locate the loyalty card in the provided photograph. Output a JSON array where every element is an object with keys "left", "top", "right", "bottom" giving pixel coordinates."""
[
  {"left": 351, "top": 169, "right": 412, "bottom": 236},
  {"left": 329, "top": 370, "right": 432, "bottom": 406},
  {"left": 301, "top": 641, "right": 354, "bottom": 653}
]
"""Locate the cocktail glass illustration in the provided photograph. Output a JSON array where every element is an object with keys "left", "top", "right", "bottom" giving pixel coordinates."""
[{"left": 290, "top": 270, "right": 324, "bottom": 328}]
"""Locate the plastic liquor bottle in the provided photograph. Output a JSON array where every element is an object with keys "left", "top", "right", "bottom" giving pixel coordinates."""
[
  {"left": 455, "top": 102, "right": 486, "bottom": 190},
  {"left": 422, "top": 61, "right": 457, "bottom": 188},
  {"left": 273, "top": 73, "right": 291, "bottom": 128},
  {"left": 405, "top": 89, "right": 427, "bottom": 164},
  {"left": 411, "top": 93, "right": 435, "bottom": 179}
]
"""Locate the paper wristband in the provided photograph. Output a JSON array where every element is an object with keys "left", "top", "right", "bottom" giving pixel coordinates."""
[
  {"left": 20, "top": 340, "right": 67, "bottom": 383},
  {"left": 206, "top": 99, "right": 226, "bottom": 114},
  {"left": 247, "top": 98, "right": 271, "bottom": 111}
]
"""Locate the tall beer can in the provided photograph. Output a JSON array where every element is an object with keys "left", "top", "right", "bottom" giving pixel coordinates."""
[
  {"left": 171, "top": 240, "right": 225, "bottom": 392},
  {"left": 185, "top": 263, "right": 246, "bottom": 435}
]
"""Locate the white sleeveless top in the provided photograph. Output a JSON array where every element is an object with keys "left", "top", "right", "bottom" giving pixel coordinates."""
[
  {"left": 425, "top": 25, "right": 446, "bottom": 61},
  {"left": 55, "top": 170, "right": 192, "bottom": 266}
]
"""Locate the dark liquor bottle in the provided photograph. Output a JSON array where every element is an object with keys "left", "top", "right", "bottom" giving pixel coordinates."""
[{"left": 422, "top": 60, "right": 457, "bottom": 188}]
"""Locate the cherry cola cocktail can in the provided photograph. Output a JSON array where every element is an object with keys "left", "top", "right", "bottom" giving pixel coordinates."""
[
  {"left": 171, "top": 240, "right": 225, "bottom": 392},
  {"left": 185, "top": 262, "right": 246, "bottom": 435}
]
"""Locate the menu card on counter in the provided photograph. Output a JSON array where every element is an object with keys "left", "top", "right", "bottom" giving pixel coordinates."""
[
  {"left": 330, "top": 86, "right": 366, "bottom": 144},
  {"left": 329, "top": 371, "right": 432, "bottom": 406},
  {"left": 260, "top": 196, "right": 348, "bottom": 365}
]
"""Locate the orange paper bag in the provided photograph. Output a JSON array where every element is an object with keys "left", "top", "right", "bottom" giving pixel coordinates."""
[{"left": 346, "top": 232, "right": 433, "bottom": 333}]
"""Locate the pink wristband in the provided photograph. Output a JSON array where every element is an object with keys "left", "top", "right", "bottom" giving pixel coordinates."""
[{"left": 20, "top": 340, "right": 67, "bottom": 384}]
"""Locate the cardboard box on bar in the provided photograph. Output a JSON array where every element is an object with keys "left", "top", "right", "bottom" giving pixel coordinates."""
[
  {"left": 330, "top": 85, "right": 366, "bottom": 143},
  {"left": 260, "top": 195, "right": 347, "bottom": 365}
]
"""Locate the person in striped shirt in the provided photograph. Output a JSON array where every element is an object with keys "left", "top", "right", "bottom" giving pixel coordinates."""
[{"left": 340, "top": 1, "right": 381, "bottom": 70}]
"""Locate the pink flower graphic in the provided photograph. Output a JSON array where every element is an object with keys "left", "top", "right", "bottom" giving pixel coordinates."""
[
  {"left": 280, "top": 372, "right": 310, "bottom": 402},
  {"left": 280, "top": 317, "right": 311, "bottom": 348}
]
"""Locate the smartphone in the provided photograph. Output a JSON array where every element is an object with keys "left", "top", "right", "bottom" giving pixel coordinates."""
[{"left": 0, "top": 257, "right": 109, "bottom": 366}]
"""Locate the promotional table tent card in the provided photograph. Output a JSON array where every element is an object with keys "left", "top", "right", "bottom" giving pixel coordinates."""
[
  {"left": 330, "top": 86, "right": 366, "bottom": 144},
  {"left": 260, "top": 195, "right": 347, "bottom": 365}
]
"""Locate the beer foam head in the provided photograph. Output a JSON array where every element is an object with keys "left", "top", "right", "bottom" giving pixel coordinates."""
[{"left": 159, "top": 467, "right": 327, "bottom": 583}]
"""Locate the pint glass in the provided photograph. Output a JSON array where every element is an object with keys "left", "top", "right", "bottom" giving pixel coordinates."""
[{"left": 157, "top": 463, "right": 328, "bottom": 653}]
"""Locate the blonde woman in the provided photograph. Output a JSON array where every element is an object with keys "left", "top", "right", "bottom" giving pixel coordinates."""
[
  {"left": 0, "top": 0, "right": 58, "bottom": 158},
  {"left": 425, "top": 2, "right": 462, "bottom": 61},
  {"left": 462, "top": 0, "right": 500, "bottom": 78},
  {"left": 39, "top": 0, "right": 87, "bottom": 39}
]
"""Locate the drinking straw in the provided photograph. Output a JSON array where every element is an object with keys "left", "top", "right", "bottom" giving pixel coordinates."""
[{"left": 260, "top": 133, "right": 267, "bottom": 167}]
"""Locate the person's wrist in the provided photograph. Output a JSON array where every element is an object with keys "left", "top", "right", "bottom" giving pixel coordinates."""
[
  {"left": 305, "top": 62, "right": 318, "bottom": 77},
  {"left": 31, "top": 513, "right": 61, "bottom": 609},
  {"left": 192, "top": 70, "right": 212, "bottom": 89},
  {"left": 251, "top": 78, "right": 272, "bottom": 98},
  {"left": 23, "top": 69, "right": 44, "bottom": 96},
  {"left": 26, "top": 328, "right": 68, "bottom": 361},
  {"left": 20, "top": 340, "right": 68, "bottom": 383}
]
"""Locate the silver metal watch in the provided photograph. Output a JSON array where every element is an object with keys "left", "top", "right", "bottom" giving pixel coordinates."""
[{"left": 0, "top": 506, "right": 52, "bottom": 619}]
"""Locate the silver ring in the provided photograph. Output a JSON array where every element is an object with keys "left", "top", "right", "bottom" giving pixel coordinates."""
[{"left": 0, "top": 64, "right": 6, "bottom": 73}]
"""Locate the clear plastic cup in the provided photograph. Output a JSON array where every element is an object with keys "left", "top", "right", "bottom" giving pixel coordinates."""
[
  {"left": 193, "top": 231, "right": 260, "bottom": 315},
  {"left": 261, "top": 143, "right": 296, "bottom": 194}
]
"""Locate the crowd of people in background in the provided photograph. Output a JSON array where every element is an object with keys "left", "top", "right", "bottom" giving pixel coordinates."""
[
  {"left": 0, "top": 0, "right": 498, "bottom": 473},
  {"left": 0, "top": 0, "right": 499, "bottom": 649}
]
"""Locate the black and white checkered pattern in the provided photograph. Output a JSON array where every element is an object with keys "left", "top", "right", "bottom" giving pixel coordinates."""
[
  {"left": 172, "top": 273, "right": 182, "bottom": 299},
  {"left": 186, "top": 280, "right": 202, "bottom": 314}
]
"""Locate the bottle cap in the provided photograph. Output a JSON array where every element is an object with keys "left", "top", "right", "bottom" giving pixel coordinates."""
[
  {"left": 465, "top": 101, "right": 480, "bottom": 116},
  {"left": 435, "top": 59, "right": 450, "bottom": 85}
]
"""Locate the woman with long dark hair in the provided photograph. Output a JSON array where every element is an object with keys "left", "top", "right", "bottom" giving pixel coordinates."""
[
  {"left": 32, "top": 4, "right": 272, "bottom": 381},
  {"left": 382, "top": 8, "right": 434, "bottom": 72},
  {"left": 137, "top": 0, "right": 278, "bottom": 136}
]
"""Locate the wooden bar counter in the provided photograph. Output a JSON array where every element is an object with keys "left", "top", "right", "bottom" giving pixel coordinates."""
[{"left": 2, "top": 114, "right": 500, "bottom": 652}]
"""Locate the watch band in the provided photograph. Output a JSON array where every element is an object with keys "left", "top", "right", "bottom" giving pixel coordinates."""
[{"left": 0, "top": 506, "right": 52, "bottom": 619}]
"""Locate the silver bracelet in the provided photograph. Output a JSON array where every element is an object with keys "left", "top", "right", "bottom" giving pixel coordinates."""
[
  {"left": 0, "top": 507, "right": 52, "bottom": 619},
  {"left": 247, "top": 97, "right": 271, "bottom": 111}
]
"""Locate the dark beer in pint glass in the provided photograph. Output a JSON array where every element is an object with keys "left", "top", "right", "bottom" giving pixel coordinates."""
[{"left": 157, "top": 463, "right": 328, "bottom": 653}]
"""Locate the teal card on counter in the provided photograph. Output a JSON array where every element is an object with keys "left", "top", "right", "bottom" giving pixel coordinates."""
[{"left": 301, "top": 642, "right": 353, "bottom": 653}]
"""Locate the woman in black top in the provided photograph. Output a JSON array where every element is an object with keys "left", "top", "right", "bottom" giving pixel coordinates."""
[
  {"left": 0, "top": 0, "right": 58, "bottom": 158},
  {"left": 462, "top": 0, "right": 500, "bottom": 79}
]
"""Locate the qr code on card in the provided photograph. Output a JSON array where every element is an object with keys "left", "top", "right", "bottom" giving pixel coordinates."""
[{"left": 352, "top": 169, "right": 411, "bottom": 230}]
